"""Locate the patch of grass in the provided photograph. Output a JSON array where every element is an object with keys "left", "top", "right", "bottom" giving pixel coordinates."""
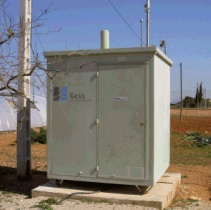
[
  {"left": 132, "top": 201, "right": 136, "bottom": 205},
  {"left": 93, "top": 200, "right": 113, "bottom": 205},
  {"left": 81, "top": 199, "right": 90, "bottom": 203},
  {"left": 40, "top": 198, "right": 60, "bottom": 205},
  {"left": 2, "top": 191, "right": 12, "bottom": 195},
  {"left": 170, "top": 132, "right": 185, "bottom": 147},
  {"left": 186, "top": 132, "right": 201, "bottom": 136},
  {"left": 181, "top": 175, "right": 188, "bottom": 178},
  {"left": 173, "top": 198, "right": 199, "bottom": 208},
  {"left": 34, "top": 203, "right": 52, "bottom": 210},
  {"left": 170, "top": 132, "right": 211, "bottom": 166},
  {"left": 170, "top": 147, "right": 211, "bottom": 166},
  {"left": 32, "top": 198, "right": 61, "bottom": 210},
  {"left": 171, "top": 131, "right": 181, "bottom": 135},
  {"left": 187, "top": 199, "right": 199, "bottom": 202},
  {"left": 94, "top": 201, "right": 103, "bottom": 204}
]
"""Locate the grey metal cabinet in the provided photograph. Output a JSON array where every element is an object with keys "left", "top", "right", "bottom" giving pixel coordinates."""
[{"left": 44, "top": 46, "right": 173, "bottom": 186}]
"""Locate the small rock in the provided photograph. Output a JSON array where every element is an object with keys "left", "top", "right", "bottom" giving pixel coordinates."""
[{"left": 189, "top": 196, "right": 201, "bottom": 201}]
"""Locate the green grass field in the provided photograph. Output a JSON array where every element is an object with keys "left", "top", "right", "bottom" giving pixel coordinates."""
[{"left": 170, "top": 132, "right": 211, "bottom": 166}]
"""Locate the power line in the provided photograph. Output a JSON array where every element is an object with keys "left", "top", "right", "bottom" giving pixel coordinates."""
[
  {"left": 172, "top": 64, "right": 197, "bottom": 89},
  {"left": 115, "top": 10, "right": 145, "bottom": 25},
  {"left": 113, "top": 11, "right": 146, "bottom": 45},
  {"left": 182, "top": 72, "right": 197, "bottom": 89},
  {"left": 108, "top": 0, "right": 141, "bottom": 41}
]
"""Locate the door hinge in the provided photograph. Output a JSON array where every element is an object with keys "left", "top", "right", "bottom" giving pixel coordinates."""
[
  {"left": 96, "top": 166, "right": 99, "bottom": 171},
  {"left": 96, "top": 72, "right": 99, "bottom": 77},
  {"left": 96, "top": 119, "right": 99, "bottom": 124}
]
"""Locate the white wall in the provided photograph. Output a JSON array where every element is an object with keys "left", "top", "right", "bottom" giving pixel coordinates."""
[{"left": 153, "top": 55, "right": 170, "bottom": 184}]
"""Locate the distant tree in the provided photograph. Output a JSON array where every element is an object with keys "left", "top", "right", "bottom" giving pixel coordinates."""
[
  {"left": 183, "top": 96, "right": 196, "bottom": 108},
  {"left": 195, "top": 82, "right": 203, "bottom": 106},
  {"left": 199, "top": 82, "right": 203, "bottom": 105},
  {"left": 195, "top": 85, "right": 199, "bottom": 105}
]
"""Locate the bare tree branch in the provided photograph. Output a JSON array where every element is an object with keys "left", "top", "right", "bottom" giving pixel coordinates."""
[{"left": 0, "top": 0, "right": 94, "bottom": 114}]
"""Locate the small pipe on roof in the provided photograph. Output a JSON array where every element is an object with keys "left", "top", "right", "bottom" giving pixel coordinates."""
[{"left": 101, "top": 30, "right": 109, "bottom": 49}]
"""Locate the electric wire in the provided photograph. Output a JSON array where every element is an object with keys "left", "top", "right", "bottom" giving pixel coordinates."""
[
  {"left": 108, "top": 0, "right": 141, "bottom": 41},
  {"left": 150, "top": 13, "right": 157, "bottom": 26},
  {"left": 183, "top": 71, "right": 197, "bottom": 89},
  {"left": 113, "top": 11, "right": 146, "bottom": 46},
  {"left": 56, "top": 184, "right": 148, "bottom": 203},
  {"left": 172, "top": 64, "right": 197, "bottom": 89},
  {"left": 59, "top": 191, "right": 101, "bottom": 203},
  {"left": 115, "top": 10, "right": 145, "bottom": 25}
]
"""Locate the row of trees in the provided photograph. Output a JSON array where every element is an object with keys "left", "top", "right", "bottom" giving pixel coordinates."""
[{"left": 182, "top": 82, "right": 210, "bottom": 108}]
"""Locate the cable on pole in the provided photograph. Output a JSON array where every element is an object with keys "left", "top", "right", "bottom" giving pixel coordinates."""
[{"left": 108, "top": 0, "right": 141, "bottom": 41}]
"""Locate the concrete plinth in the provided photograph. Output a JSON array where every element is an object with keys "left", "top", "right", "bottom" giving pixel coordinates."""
[{"left": 32, "top": 173, "right": 181, "bottom": 210}]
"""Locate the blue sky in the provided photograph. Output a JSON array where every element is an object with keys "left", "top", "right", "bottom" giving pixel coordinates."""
[{"left": 4, "top": 0, "right": 211, "bottom": 102}]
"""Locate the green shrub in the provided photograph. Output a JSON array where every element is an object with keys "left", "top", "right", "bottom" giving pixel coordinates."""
[
  {"left": 31, "top": 129, "right": 39, "bottom": 143},
  {"left": 31, "top": 127, "right": 47, "bottom": 144},
  {"left": 39, "top": 127, "right": 46, "bottom": 134},
  {"left": 186, "top": 132, "right": 201, "bottom": 136}
]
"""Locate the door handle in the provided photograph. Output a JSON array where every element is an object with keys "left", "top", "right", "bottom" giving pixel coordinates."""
[{"left": 139, "top": 122, "right": 145, "bottom": 126}]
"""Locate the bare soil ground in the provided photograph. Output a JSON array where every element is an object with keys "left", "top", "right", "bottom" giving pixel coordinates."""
[
  {"left": 0, "top": 119, "right": 210, "bottom": 209},
  {"left": 171, "top": 108, "right": 211, "bottom": 117},
  {"left": 171, "top": 115, "right": 211, "bottom": 134}
]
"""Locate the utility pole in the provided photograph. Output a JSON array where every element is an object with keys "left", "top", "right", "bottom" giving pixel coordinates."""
[
  {"left": 180, "top": 63, "right": 183, "bottom": 122},
  {"left": 140, "top": 19, "right": 143, "bottom": 47},
  {"left": 203, "top": 89, "right": 204, "bottom": 111},
  {"left": 205, "top": 88, "right": 207, "bottom": 108},
  {"left": 17, "top": 0, "right": 32, "bottom": 180},
  {"left": 145, "top": 0, "right": 150, "bottom": 47},
  {"left": 197, "top": 83, "right": 199, "bottom": 114}
]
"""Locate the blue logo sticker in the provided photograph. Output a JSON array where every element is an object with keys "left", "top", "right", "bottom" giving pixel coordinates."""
[{"left": 54, "top": 86, "right": 68, "bottom": 101}]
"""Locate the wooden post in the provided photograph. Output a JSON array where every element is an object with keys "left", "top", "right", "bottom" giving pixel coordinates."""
[{"left": 17, "top": 0, "right": 32, "bottom": 180}]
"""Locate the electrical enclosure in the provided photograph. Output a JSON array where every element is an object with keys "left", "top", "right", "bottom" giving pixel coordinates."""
[{"left": 44, "top": 46, "right": 173, "bottom": 186}]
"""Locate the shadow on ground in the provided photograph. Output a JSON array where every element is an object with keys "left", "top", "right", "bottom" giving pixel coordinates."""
[
  {"left": 0, "top": 166, "right": 149, "bottom": 198},
  {"left": 0, "top": 166, "right": 48, "bottom": 197}
]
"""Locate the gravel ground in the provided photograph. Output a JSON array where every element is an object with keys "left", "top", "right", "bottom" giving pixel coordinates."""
[{"left": 0, "top": 193, "right": 211, "bottom": 210}]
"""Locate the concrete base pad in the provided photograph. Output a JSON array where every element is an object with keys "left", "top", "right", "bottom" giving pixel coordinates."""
[{"left": 32, "top": 173, "right": 181, "bottom": 210}]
